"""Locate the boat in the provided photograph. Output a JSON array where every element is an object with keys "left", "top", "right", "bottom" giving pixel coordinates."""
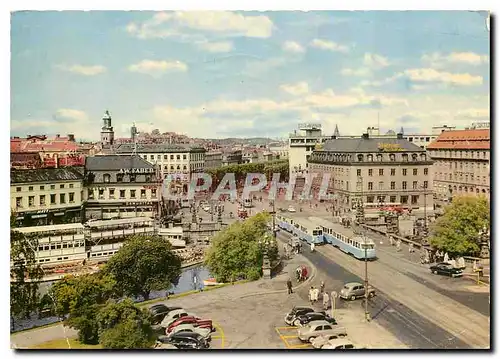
[{"left": 203, "top": 278, "right": 224, "bottom": 286}]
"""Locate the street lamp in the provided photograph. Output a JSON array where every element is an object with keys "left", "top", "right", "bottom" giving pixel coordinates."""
[
  {"left": 420, "top": 184, "right": 428, "bottom": 233},
  {"left": 355, "top": 176, "right": 370, "bottom": 322},
  {"left": 259, "top": 234, "right": 272, "bottom": 279}
]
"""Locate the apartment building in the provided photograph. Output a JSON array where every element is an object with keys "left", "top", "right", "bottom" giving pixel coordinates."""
[
  {"left": 10, "top": 167, "right": 84, "bottom": 226},
  {"left": 308, "top": 133, "right": 434, "bottom": 220},
  {"left": 403, "top": 125, "right": 455, "bottom": 150},
  {"left": 427, "top": 128, "right": 490, "bottom": 201},
  {"left": 83, "top": 155, "right": 160, "bottom": 220},
  {"left": 204, "top": 150, "right": 223, "bottom": 170},
  {"left": 288, "top": 123, "right": 331, "bottom": 176}
]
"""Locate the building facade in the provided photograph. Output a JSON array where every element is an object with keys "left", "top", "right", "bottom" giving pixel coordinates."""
[
  {"left": 222, "top": 150, "right": 243, "bottom": 166},
  {"left": 268, "top": 144, "right": 289, "bottom": 159},
  {"left": 427, "top": 128, "right": 490, "bottom": 201},
  {"left": 10, "top": 167, "right": 85, "bottom": 226},
  {"left": 204, "top": 150, "right": 223, "bottom": 170},
  {"left": 308, "top": 133, "right": 434, "bottom": 220},
  {"left": 288, "top": 123, "right": 331, "bottom": 176},
  {"left": 83, "top": 155, "right": 160, "bottom": 220},
  {"left": 403, "top": 125, "right": 455, "bottom": 150}
]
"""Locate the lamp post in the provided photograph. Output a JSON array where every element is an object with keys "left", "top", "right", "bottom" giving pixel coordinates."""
[
  {"left": 259, "top": 234, "right": 272, "bottom": 279},
  {"left": 363, "top": 231, "right": 370, "bottom": 322},
  {"left": 356, "top": 176, "right": 370, "bottom": 322}
]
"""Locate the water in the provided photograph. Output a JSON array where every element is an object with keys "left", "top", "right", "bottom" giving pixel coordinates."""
[{"left": 11, "top": 265, "right": 211, "bottom": 333}]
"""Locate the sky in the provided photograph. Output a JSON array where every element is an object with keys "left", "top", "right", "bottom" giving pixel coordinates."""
[{"left": 10, "top": 10, "right": 490, "bottom": 141}]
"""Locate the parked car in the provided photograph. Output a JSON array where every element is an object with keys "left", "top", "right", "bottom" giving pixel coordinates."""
[
  {"left": 166, "top": 316, "right": 214, "bottom": 333},
  {"left": 294, "top": 312, "right": 337, "bottom": 327},
  {"left": 339, "top": 282, "right": 376, "bottom": 301},
  {"left": 168, "top": 324, "right": 212, "bottom": 340},
  {"left": 430, "top": 262, "right": 464, "bottom": 277},
  {"left": 161, "top": 332, "right": 210, "bottom": 349},
  {"left": 288, "top": 206, "right": 296, "bottom": 213},
  {"left": 149, "top": 304, "right": 183, "bottom": 325},
  {"left": 284, "top": 306, "right": 315, "bottom": 326},
  {"left": 321, "top": 338, "right": 357, "bottom": 350},
  {"left": 160, "top": 309, "right": 196, "bottom": 328},
  {"left": 297, "top": 320, "right": 347, "bottom": 343},
  {"left": 311, "top": 334, "right": 347, "bottom": 349}
]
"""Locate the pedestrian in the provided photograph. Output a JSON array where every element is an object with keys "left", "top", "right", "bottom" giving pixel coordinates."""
[
  {"left": 308, "top": 287, "right": 314, "bottom": 305},
  {"left": 320, "top": 281, "right": 325, "bottom": 294},
  {"left": 302, "top": 266, "right": 308, "bottom": 281},
  {"left": 323, "top": 292, "right": 330, "bottom": 310},
  {"left": 287, "top": 278, "right": 293, "bottom": 294},
  {"left": 313, "top": 287, "right": 320, "bottom": 303},
  {"left": 284, "top": 246, "right": 288, "bottom": 259},
  {"left": 310, "top": 242, "right": 315, "bottom": 253},
  {"left": 296, "top": 267, "right": 301, "bottom": 281}
]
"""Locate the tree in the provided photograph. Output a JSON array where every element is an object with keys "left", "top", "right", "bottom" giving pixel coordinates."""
[
  {"left": 104, "top": 235, "right": 182, "bottom": 301},
  {"left": 10, "top": 212, "right": 44, "bottom": 321},
  {"left": 429, "top": 196, "right": 490, "bottom": 256},
  {"left": 204, "top": 212, "right": 277, "bottom": 282},
  {"left": 97, "top": 299, "right": 153, "bottom": 349}
]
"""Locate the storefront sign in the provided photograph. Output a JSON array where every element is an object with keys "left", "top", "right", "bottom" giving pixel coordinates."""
[
  {"left": 143, "top": 185, "right": 158, "bottom": 190},
  {"left": 377, "top": 143, "right": 404, "bottom": 152},
  {"left": 119, "top": 168, "right": 155, "bottom": 174}
]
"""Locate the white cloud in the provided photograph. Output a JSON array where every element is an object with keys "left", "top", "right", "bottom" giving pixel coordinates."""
[
  {"left": 422, "top": 52, "right": 489, "bottom": 67},
  {"left": 280, "top": 82, "right": 310, "bottom": 96},
  {"left": 403, "top": 68, "right": 483, "bottom": 86},
  {"left": 54, "top": 109, "right": 88, "bottom": 122},
  {"left": 128, "top": 60, "right": 188, "bottom": 77},
  {"left": 364, "top": 53, "right": 390, "bottom": 69},
  {"left": 56, "top": 64, "right": 107, "bottom": 76},
  {"left": 282, "top": 41, "right": 305, "bottom": 53},
  {"left": 341, "top": 68, "right": 371, "bottom": 77},
  {"left": 197, "top": 41, "right": 233, "bottom": 53},
  {"left": 456, "top": 108, "right": 490, "bottom": 119},
  {"left": 310, "top": 39, "right": 349, "bottom": 53},
  {"left": 127, "top": 11, "right": 274, "bottom": 39}
]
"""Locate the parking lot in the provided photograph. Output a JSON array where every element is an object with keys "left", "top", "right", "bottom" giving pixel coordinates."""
[
  {"left": 274, "top": 326, "right": 312, "bottom": 349},
  {"left": 209, "top": 322, "right": 225, "bottom": 349}
]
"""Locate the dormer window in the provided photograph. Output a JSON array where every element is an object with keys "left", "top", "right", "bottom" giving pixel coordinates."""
[
  {"left": 420, "top": 153, "right": 426, "bottom": 161},
  {"left": 376, "top": 154, "right": 383, "bottom": 162},
  {"left": 389, "top": 154, "right": 396, "bottom": 162},
  {"left": 412, "top": 153, "right": 418, "bottom": 161},
  {"left": 103, "top": 174, "right": 111, "bottom": 183},
  {"left": 402, "top": 154, "right": 409, "bottom": 162},
  {"left": 357, "top": 154, "right": 364, "bottom": 162},
  {"left": 367, "top": 154, "right": 373, "bottom": 162}
]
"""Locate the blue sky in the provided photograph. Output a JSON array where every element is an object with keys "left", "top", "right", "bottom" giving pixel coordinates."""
[{"left": 11, "top": 11, "right": 490, "bottom": 140}]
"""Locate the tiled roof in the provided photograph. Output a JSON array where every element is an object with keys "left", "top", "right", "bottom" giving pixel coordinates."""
[
  {"left": 115, "top": 143, "right": 205, "bottom": 154},
  {"left": 85, "top": 155, "right": 154, "bottom": 171},
  {"left": 427, "top": 129, "right": 490, "bottom": 150},
  {"left": 10, "top": 138, "right": 79, "bottom": 153},
  {"left": 11, "top": 167, "right": 84, "bottom": 184},
  {"left": 322, "top": 137, "right": 425, "bottom": 153}
]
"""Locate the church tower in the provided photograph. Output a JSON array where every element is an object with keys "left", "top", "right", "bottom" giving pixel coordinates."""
[{"left": 100, "top": 110, "right": 114, "bottom": 146}]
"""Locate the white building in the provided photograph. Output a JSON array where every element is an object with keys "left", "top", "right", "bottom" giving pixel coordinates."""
[
  {"left": 268, "top": 143, "right": 289, "bottom": 159},
  {"left": 403, "top": 125, "right": 455, "bottom": 150},
  {"left": 288, "top": 123, "right": 331, "bottom": 176}
]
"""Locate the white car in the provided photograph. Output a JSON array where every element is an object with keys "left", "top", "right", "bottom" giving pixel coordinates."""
[
  {"left": 311, "top": 334, "right": 347, "bottom": 349},
  {"left": 160, "top": 309, "right": 195, "bottom": 328},
  {"left": 167, "top": 324, "right": 212, "bottom": 339},
  {"left": 203, "top": 206, "right": 211, "bottom": 212},
  {"left": 287, "top": 206, "right": 296, "bottom": 213},
  {"left": 321, "top": 338, "right": 357, "bottom": 350},
  {"left": 297, "top": 320, "right": 347, "bottom": 343}
]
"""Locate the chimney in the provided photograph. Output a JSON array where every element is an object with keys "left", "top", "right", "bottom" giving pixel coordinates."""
[
  {"left": 362, "top": 133, "right": 369, "bottom": 139},
  {"left": 68, "top": 134, "right": 75, "bottom": 142}
]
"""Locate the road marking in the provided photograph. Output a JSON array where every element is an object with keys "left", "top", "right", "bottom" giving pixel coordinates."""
[
  {"left": 213, "top": 323, "right": 225, "bottom": 349},
  {"left": 211, "top": 336, "right": 222, "bottom": 339},
  {"left": 288, "top": 343, "right": 312, "bottom": 349},
  {"left": 274, "top": 327, "right": 291, "bottom": 348},
  {"left": 276, "top": 326, "right": 297, "bottom": 330},
  {"left": 282, "top": 335, "right": 298, "bottom": 339}
]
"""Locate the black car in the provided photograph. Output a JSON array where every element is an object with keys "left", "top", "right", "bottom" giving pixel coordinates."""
[
  {"left": 295, "top": 312, "right": 337, "bottom": 327},
  {"left": 430, "top": 262, "right": 464, "bottom": 277},
  {"left": 285, "top": 306, "right": 315, "bottom": 325},
  {"left": 161, "top": 332, "right": 210, "bottom": 349},
  {"left": 149, "top": 304, "right": 183, "bottom": 325}
]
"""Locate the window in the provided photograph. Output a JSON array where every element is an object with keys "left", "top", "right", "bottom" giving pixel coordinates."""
[
  {"left": 60, "top": 193, "right": 66, "bottom": 204},
  {"left": 402, "top": 181, "right": 407, "bottom": 190},
  {"left": 390, "top": 195, "right": 396, "bottom": 203},
  {"left": 413, "top": 169, "right": 418, "bottom": 176},
  {"left": 170, "top": 165, "right": 174, "bottom": 170},
  {"left": 87, "top": 189, "right": 94, "bottom": 200},
  {"left": 368, "top": 169, "right": 373, "bottom": 176},
  {"left": 390, "top": 168, "right": 395, "bottom": 176},
  {"left": 108, "top": 189, "right": 115, "bottom": 198},
  {"left": 103, "top": 174, "right": 111, "bottom": 183},
  {"left": 177, "top": 165, "right": 181, "bottom": 170},
  {"left": 366, "top": 196, "right": 374, "bottom": 203},
  {"left": 402, "top": 169, "right": 407, "bottom": 176},
  {"left": 69, "top": 192, "right": 75, "bottom": 202},
  {"left": 183, "top": 165, "right": 187, "bottom": 171},
  {"left": 130, "top": 190, "right": 136, "bottom": 199},
  {"left": 424, "top": 168, "right": 428, "bottom": 176},
  {"left": 141, "top": 189, "right": 146, "bottom": 198},
  {"left": 367, "top": 154, "right": 373, "bottom": 162},
  {"left": 40, "top": 195, "right": 46, "bottom": 206},
  {"left": 29, "top": 186, "right": 33, "bottom": 191},
  {"left": 40, "top": 186, "right": 45, "bottom": 191},
  {"left": 423, "top": 181, "right": 428, "bottom": 189},
  {"left": 120, "top": 190, "right": 126, "bottom": 199},
  {"left": 377, "top": 154, "right": 383, "bottom": 162},
  {"left": 170, "top": 154, "right": 174, "bottom": 160},
  {"left": 411, "top": 195, "right": 419, "bottom": 204},
  {"left": 60, "top": 184, "right": 64, "bottom": 189},
  {"left": 117, "top": 174, "right": 124, "bottom": 182},
  {"left": 402, "top": 154, "right": 408, "bottom": 162},
  {"left": 357, "top": 154, "right": 364, "bottom": 162},
  {"left": 130, "top": 175, "right": 136, "bottom": 182},
  {"left": 389, "top": 154, "right": 396, "bottom": 162},
  {"left": 177, "top": 155, "right": 181, "bottom": 160},
  {"left": 51, "top": 185, "right": 55, "bottom": 190},
  {"left": 379, "top": 169, "right": 384, "bottom": 176},
  {"left": 390, "top": 181, "right": 396, "bottom": 190},
  {"left": 401, "top": 195, "right": 408, "bottom": 204},
  {"left": 368, "top": 182, "right": 373, "bottom": 190},
  {"left": 150, "top": 155, "right": 154, "bottom": 161},
  {"left": 151, "top": 189, "right": 157, "bottom": 198},
  {"left": 157, "top": 155, "right": 161, "bottom": 160},
  {"left": 98, "top": 189, "right": 104, "bottom": 199},
  {"left": 183, "top": 154, "right": 187, "bottom": 160},
  {"left": 69, "top": 184, "right": 74, "bottom": 188},
  {"left": 412, "top": 181, "right": 418, "bottom": 189},
  {"left": 357, "top": 169, "right": 361, "bottom": 177},
  {"left": 378, "top": 181, "right": 384, "bottom": 190},
  {"left": 16, "top": 197, "right": 22, "bottom": 208}
]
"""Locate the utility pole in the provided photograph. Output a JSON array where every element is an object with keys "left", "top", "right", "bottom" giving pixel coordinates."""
[{"left": 356, "top": 176, "right": 370, "bottom": 322}]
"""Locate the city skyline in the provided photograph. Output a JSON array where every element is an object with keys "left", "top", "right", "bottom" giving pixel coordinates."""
[{"left": 11, "top": 11, "right": 490, "bottom": 141}]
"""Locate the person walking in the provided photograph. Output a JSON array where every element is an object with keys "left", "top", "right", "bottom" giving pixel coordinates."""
[
  {"left": 322, "top": 291, "right": 330, "bottom": 310},
  {"left": 302, "top": 266, "right": 308, "bottom": 281},
  {"left": 320, "top": 281, "right": 325, "bottom": 294},
  {"left": 287, "top": 278, "right": 293, "bottom": 294},
  {"left": 310, "top": 242, "right": 315, "bottom": 253},
  {"left": 309, "top": 287, "right": 314, "bottom": 305},
  {"left": 313, "top": 287, "right": 320, "bottom": 304}
]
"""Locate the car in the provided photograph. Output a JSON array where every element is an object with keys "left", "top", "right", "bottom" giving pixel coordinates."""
[
  {"left": 430, "top": 262, "right": 464, "bottom": 277},
  {"left": 284, "top": 306, "right": 315, "bottom": 326},
  {"left": 166, "top": 316, "right": 214, "bottom": 333},
  {"left": 288, "top": 206, "right": 296, "bottom": 213},
  {"left": 294, "top": 312, "right": 337, "bottom": 327},
  {"left": 339, "top": 282, "right": 376, "bottom": 301},
  {"left": 148, "top": 304, "right": 183, "bottom": 325},
  {"left": 160, "top": 309, "right": 196, "bottom": 328},
  {"left": 321, "top": 338, "right": 357, "bottom": 350},
  {"left": 297, "top": 320, "right": 347, "bottom": 343},
  {"left": 168, "top": 324, "right": 212, "bottom": 340},
  {"left": 161, "top": 332, "right": 209, "bottom": 350},
  {"left": 203, "top": 206, "right": 211, "bottom": 212},
  {"left": 311, "top": 334, "right": 348, "bottom": 349}
]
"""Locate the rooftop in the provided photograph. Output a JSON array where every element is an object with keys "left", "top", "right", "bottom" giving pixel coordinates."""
[
  {"left": 427, "top": 129, "right": 490, "bottom": 150},
  {"left": 85, "top": 155, "right": 154, "bottom": 171},
  {"left": 11, "top": 167, "right": 84, "bottom": 184},
  {"left": 322, "top": 136, "right": 425, "bottom": 153},
  {"left": 114, "top": 143, "right": 205, "bottom": 154}
]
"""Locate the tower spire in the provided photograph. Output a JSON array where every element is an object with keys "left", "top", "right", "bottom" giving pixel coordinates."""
[{"left": 333, "top": 124, "right": 340, "bottom": 137}]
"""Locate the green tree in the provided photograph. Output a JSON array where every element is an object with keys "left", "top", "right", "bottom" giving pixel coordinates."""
[
  {"left": 97, "top": 299, "right": 152, "bottom": 349},
  {"left": 104, "top": 235, "right": 182, "bottom": 301},
  {"left": 10, "top": 212, "right": 44, "bottom": 320},
  {"left": 204, "top": 212, "right": 276, "bottom": 282},
  {"left": 429, "top": 196, "right": 490, "bottom": 256}
]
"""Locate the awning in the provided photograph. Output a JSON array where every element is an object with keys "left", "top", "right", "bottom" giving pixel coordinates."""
[
  {"left": 54, "top": 212, "right": 65, "bottom": 216},
  {"left": 31, "top": 214, "right": 47, "bottom": 219}
]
